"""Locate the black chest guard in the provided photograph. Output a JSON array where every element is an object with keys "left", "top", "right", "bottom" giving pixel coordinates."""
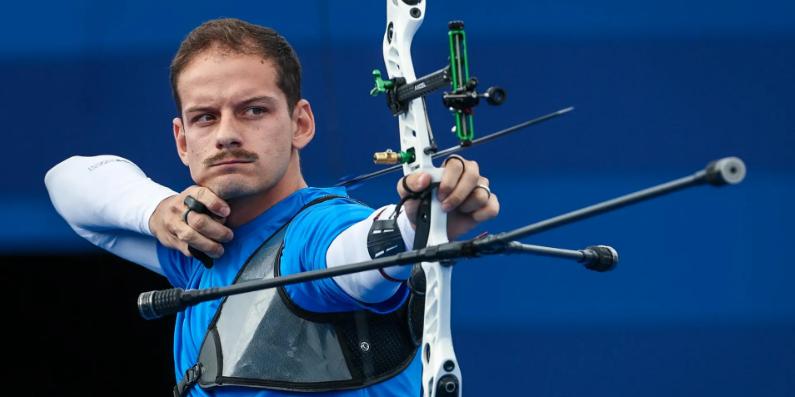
[{"left": 178, "top": 197, "right": 424, "bottom": 395}]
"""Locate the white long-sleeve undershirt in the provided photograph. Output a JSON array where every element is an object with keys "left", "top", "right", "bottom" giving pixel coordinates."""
[
  {"left": 326, "top": 204, "right": 415, "bottom": 303},
  {"left": 45, "top": 155, "right": 177, "bottom": 274},
  {"left": 44, "top": 155, "right": 415, "bottom": 303}
]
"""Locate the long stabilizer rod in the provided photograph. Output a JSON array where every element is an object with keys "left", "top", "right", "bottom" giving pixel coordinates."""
[
  {"left": 481, "top": 156, "right": 746, "bottom": 246},
  {"left": 138, "top": 156, "right": 745, "bottom": 320}
]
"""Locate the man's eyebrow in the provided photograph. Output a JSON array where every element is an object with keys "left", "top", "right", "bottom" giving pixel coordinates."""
[
  {"left": 236, "top": 96, "right": 278, "bottom": 107},
  {"left": 183, "top": 105, "right": 217, "bottom": 115},
  {"left": 183, "top": 96, "right": 278, "bottom": 115}
]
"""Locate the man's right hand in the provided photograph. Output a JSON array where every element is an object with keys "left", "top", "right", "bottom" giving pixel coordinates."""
[{"left": 149, "top": 186, "right": 234, "bottom": 259}]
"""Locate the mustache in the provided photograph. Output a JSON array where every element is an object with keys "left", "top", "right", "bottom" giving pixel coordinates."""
[{"left": 204, "top": 149, "right": 260, "bottom": 166}]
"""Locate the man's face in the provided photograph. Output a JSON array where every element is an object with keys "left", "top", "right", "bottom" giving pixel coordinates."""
[{"left": 172, "top": 49, "right": 312, "bottom": 200}]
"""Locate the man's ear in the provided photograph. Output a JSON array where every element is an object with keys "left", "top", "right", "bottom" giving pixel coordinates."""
[
  {"left": 172, "top": 117, "right": 190, "bottom": 166},
  {"left": 291, "top": 99, "right": 315, "bottom": 150}
]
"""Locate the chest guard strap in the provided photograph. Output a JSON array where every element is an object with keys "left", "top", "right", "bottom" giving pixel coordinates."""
[{"left": 175, "top": 196, "right": 423, "bottom": 395}]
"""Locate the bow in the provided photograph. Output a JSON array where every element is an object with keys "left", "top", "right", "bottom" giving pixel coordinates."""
[
  {"left": 367, "top": 1, "right": 506, "bottom": 395},
  {"left": 377, "top": 1, "right": 459, "bottom": 394}
]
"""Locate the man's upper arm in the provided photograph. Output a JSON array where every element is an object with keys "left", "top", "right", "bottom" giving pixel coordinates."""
[
  {"left": 281, "top": 200, "right": 411, "bottom": 314},
  {"left": 74, "top": 228, "right": 164, "bottom": 275}
]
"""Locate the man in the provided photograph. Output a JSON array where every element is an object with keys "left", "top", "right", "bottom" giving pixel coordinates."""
[{"left": 45, "top": 18, "right": 498, "bottom": 396}]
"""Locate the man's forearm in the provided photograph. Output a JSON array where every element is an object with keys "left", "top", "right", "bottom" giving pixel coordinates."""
[
  {"left": 327, "top": 205, "right": 416, "bottom": 304},
  {"left": 44, "top": 155, "right": 177, "bottom": 272}
]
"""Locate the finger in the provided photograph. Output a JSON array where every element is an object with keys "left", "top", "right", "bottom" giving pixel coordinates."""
[
  {"left": 188, "top": 186, "right": 231, "bottom": 218},
  {"left": 445, "top": 194, "right": 500, "bottom": 240},
  {"left": 161, "top": 233, "right": 192, "bottom": 258},
  {"left": 163, "top": 213, "right": 180, "bottom": 237},
  {"left": 456, "top": 177, "right": 491, "bottom": 213},
  {"left": 401, "top": 199, "right": 419, "bottom": 226},
  {"left": 175, "top": 224, "right": 226, "bottom": 258},
  {"left": 469, "top": 193, "right": 500, "bottom": 222},
  {"left": 446, "top": 211, "right": 478, "bottom": 240},
  {"left": 396, "top": 173, "right": 431, "bottom": 226},
  {"left": 441, "top": 160, "right": 480, "bottom": 212},
  {"left": 396, "top": 172, "right": 431, "bottom": 199},
  {"left": 166, "top": 232, "right": 211, "bottom": 260},
  {"left": 438, "top": 157, "right": 466, "bottom": 201},
  {"left": 184, "top": 211, "right": 234, "bottom": 243}
]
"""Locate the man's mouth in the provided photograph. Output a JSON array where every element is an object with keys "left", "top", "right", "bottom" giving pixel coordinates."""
[{"left": 210, "top": 159, "right": 255, "bottom": 167}]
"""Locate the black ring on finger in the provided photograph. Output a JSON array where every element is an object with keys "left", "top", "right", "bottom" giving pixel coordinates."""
[
  {"left": 443, "top": 154, "right": 467, "bottom": 175},
  {"left": 182, "top": 208, "right": 192, "bottom": 225},
  {"left": 183, "top": 195, "right": 209, "bottom": 214},
  {"left": 401, "top": 175, "right": 419, "bottom": 195}
]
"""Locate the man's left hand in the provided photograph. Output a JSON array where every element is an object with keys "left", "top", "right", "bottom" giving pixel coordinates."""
[{"left": 397, "top": 155, "right": 499, "bottom": 240}]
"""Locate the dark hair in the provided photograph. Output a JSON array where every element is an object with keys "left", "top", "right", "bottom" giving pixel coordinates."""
[{"left": 169, "top": 18, "right": 302, "bottom": 114}]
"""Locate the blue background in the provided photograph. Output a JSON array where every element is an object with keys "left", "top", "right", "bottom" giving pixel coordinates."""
[{"left": 3, "top": 0, "right": 793, "bottom": 395}]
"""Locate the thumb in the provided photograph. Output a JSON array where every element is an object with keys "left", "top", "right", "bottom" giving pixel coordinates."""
[
  {"left": 397, "top": 172, "right": 431, "bottom": 199},
  {"left": 396, "top": 172, "right": 431, "bottom": 228}
]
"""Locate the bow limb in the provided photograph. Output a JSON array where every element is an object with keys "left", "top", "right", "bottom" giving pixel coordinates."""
[{"left": 383, "top": 1, "right": 462, "bottom": 396}]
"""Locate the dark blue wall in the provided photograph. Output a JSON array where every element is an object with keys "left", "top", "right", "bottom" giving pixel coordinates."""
[{"left": 3, "top": 1, "right": 793, "bottom": 395}]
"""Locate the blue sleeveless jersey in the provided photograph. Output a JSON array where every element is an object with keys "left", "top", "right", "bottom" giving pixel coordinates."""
[{"left": 156, "top": 187, "right": 421, "bottom": 396}]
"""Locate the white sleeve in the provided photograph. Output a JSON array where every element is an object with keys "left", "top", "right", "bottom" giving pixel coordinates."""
[
  {"left": 326, "top": 205, "right": 416, "bottom": 303},
  {"left": 44, "top": 155, "right": 178, "bottom": 275}
]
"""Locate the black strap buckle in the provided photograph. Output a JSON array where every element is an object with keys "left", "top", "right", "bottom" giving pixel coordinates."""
[{"left": 173, "top": 363, "right": 202, "bottom": 397}]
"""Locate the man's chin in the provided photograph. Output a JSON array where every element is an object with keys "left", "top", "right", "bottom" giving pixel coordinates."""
[{"left": 205, "top": 178, "right": 261, "bottom": 200}]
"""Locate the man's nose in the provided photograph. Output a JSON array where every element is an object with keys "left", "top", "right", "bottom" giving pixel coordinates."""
[{"left": 215, "top": 113, "right": 243, "bottom": 149}]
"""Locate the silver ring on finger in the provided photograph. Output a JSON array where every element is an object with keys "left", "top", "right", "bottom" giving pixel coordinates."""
[{"left": 475, "top": 183, "right": 491, "bottom": 200}]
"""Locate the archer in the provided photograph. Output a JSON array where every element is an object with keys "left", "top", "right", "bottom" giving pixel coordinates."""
[{"left": 45, "top": 18, "right": 498, "bottom": 396}]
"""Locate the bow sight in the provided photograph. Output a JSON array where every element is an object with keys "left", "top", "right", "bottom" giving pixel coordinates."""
[{"left": 370, "top": 20, "right": 506, "bottom": 166}]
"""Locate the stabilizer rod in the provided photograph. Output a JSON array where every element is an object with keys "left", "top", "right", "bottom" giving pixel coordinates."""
[
  {"left": 138, "top": 157, "right": 745, "bottom": 320},
  {"left": 483, "top": 156, "right": 746, "bottom": 245}
]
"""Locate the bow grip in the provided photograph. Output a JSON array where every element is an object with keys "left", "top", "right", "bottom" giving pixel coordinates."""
[{"left": 412, "top": 182, "right": 440, "bottom": 249}]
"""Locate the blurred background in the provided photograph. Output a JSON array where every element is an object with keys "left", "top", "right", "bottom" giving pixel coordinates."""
[{"left": 2, "top": 0, "right": 793, "bottom": 395}]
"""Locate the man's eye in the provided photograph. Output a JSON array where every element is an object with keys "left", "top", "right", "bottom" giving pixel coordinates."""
[
  {"left": 193, "top": 114, "right": 215, "bottom": 124},
  {"left": 245, "top": 107, "right": 267, "bottom": 117}
]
